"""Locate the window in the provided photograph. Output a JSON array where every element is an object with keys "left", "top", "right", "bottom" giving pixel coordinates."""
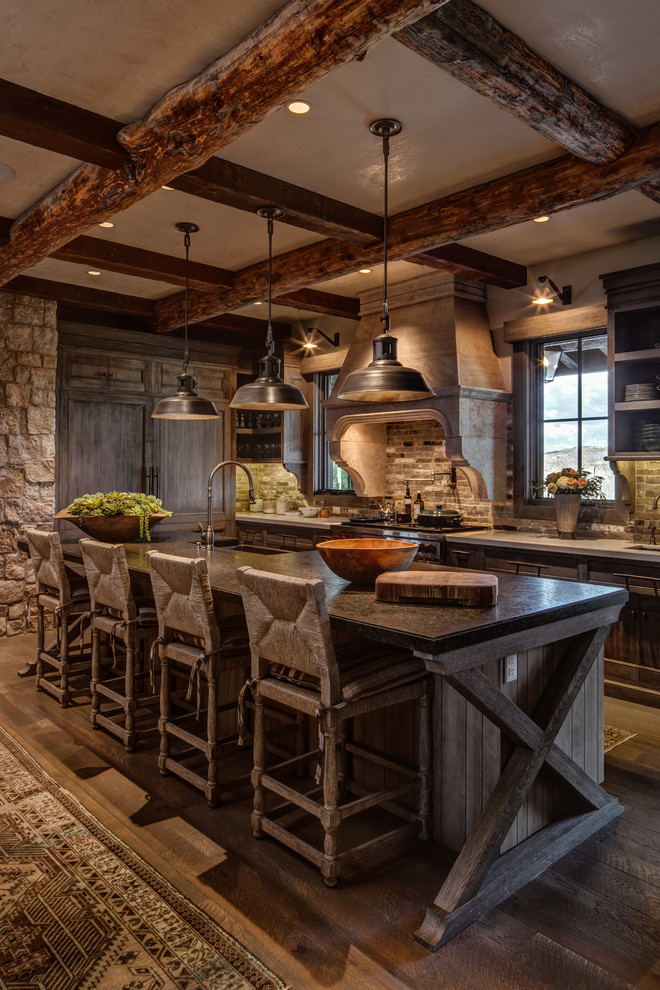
[
  {"left": 313, "top": 371, "right": 353, "bottom": 493},
  {"left": 515, "top": 328, "right": 614, "bottom": 506}
]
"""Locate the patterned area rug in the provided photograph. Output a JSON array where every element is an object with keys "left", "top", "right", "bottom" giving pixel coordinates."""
[
  {"left": 604, "top": 724, "right": 637, "bottom": 753},
  {"left": 0, "top": 725, "right": 286, "bottom": 990}
]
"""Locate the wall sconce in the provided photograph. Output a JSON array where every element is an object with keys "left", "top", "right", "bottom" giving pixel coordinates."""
[
  {"left": 302, "top": 327, "right": 340, "bottom": 352},
  {"left": 533, "top": 275, "right": 572, "bottom": 306}
]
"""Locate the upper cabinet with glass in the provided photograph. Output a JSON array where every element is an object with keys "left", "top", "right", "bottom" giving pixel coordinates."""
[{"left": 601, "top": 262, "right": 660, "bottom": 460}]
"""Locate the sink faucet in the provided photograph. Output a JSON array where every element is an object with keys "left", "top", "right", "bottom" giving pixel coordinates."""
[{"left": 203, "top": 460, "right": 255, "bottom": 549}]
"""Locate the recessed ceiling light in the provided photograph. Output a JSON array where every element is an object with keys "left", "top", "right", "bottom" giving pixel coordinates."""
[
  {"left": 532, "top": 215, "right": 550, "bottom": 223},
  {"left": 0, "top": 162, "right": 15, "bottom": 180},
  {"left": 98, "top": 221, "right": 114, "bottom": 228},
  {"left": 161, "top": 185, "right": 174, "bottom": 191},
  {"left": 88, "top": 270, "right": 102, "bottom": 277},
  {"left": 287, "top": 100, "right": 311, "bottom": 115},
  {"left": 359, "top": 268, "right": 372, "bottom": 274}
]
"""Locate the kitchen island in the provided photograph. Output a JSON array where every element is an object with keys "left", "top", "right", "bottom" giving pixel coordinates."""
[{"left": 60, "top": 537, "right": 627, "bottom": 950}]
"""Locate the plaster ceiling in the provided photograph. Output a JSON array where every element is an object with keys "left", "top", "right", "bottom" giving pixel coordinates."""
[{"left": 0, "top": 0, "right": 659, "bottom": 331}]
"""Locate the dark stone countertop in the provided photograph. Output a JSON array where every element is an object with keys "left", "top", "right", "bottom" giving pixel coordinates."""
[{"left": 67, "top": 537, "right": 627, "bottom": 663}]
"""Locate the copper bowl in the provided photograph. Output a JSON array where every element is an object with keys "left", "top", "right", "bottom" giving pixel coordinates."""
[
  {"left": 315, "top": 538, "right": 418, "bottom": 585},
  {"left": 54, "top": 510, "right": 169, "bottom": 542}
]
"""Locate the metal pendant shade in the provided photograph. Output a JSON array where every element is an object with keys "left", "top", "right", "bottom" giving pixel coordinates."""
[
  {"left": 152, "top": 222, "right": 219, "bottom": 420},
  {"left": 230, "top": 207, "right": 308, "bottom": 411},
  {"left": 338, "top": 120, "right": 433, "bottom": 403}
]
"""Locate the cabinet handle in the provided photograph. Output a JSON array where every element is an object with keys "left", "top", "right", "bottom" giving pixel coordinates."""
[{"left": 153, "top": 467, "right": 159, "bottom": 498}]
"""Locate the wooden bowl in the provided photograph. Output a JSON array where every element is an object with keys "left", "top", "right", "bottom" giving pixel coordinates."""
[
  {"left": 54, "top": 510, "right": 169, "bottom": 542},
  {"left": 315, "top": 538, "right": 418, "bottom": 585}
]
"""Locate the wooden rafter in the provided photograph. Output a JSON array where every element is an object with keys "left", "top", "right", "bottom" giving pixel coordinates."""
[
  {"left": 4, "top": 276, "right": 155, "bottom": 316},
  {"left": 394, "top": 0, "right": 635, "bottom": 165},
  {"left": 0, "top": 78, "right": 380, "bottom": 245},
  {"left": 0, "top": 77, "right": 129, "bottom": 170},
  {"left": 171, "top": 158, "right": 381, "bottom": 244},
  {"left": 272, "top": 289, "right": 360, "bottom": 320},
  {"left": 408, "top": 243, "right": 527, "bottom": 289},
  {"left": 0, "top": 0, "right": 444, "bottom": 286},
  {"left": 153, "top": 119, "right": 660, "bottom": 331}
]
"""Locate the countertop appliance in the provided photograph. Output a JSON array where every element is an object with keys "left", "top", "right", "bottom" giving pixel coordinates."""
[{"left": 331, "top": 519, "right": 487, "bottom": 564}]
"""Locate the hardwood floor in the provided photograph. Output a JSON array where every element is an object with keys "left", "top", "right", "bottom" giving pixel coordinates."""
[{"left": 1, "top": 633, "right": 659, "bottom": 990}]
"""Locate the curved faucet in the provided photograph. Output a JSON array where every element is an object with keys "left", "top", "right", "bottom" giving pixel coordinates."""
[
  {"left": 654, "top": 494, "right": 660, "bottom": 511},
  {"left": 203, "top": 460, "right": 255, "bottom": 549}
]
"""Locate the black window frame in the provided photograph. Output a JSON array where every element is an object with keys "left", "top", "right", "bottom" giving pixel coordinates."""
[
  {"left": 312, "top": 370, "right": 354, "bottom": 495},
  {"left": 513, "top": 326, "right": 611, "bottom": 518}
]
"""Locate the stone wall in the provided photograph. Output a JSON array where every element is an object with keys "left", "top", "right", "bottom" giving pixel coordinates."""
[{"left": 0, "top": 293, "right": 57, "bottom": 636}]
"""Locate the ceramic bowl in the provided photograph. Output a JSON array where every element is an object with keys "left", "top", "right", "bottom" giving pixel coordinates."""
[
  {"left": 315, "top": 538, "right": 418, "bottom": 585},
  {"left": 299, "top": 506, "right": 320, "bottom": 517}
]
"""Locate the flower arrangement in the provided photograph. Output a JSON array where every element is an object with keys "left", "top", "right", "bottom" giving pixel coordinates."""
[
  {"left": 66, "top": 491, "right": 171, "bottom": 540},
  {"left": 539, "top": 468, "right": 605, "bottom": 500}
]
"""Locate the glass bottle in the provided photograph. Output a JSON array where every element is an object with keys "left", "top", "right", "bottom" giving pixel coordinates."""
[
  {"left": 403, "top": 481, "right": 412, "bottom": 522},
  {"left": 413, "top": 491, "right": 424, "bottom": 522}
]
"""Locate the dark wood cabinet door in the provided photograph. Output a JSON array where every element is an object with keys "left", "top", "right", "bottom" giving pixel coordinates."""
[
  {"left": 57, "top": 390, "right": 148, "bottom": 510},
  {"left": 151, "top": 405, "right": 230, "bottom": 528}
]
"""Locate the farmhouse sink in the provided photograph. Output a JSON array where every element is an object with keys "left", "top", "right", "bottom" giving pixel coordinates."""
[{"left": 189, "top": 539, "right": 286, "bottom": 555}]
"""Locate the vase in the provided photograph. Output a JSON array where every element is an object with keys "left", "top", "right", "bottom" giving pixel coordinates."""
[{"left": 553, "top": 494, "right": 581, "bottom": 539}]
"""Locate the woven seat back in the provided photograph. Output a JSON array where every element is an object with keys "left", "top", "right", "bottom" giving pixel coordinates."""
[
  {"left": 80, "top": 539, "right": 136, "bottom": 621},
  {"left": 237, "top": 566, "right": 340, "bottom": 704},
  {"left": 25, "top": 528, "right": 73, "bottom": 602},
  {"left": 147, "top": 551, "right": 221, "bottom": 653}
]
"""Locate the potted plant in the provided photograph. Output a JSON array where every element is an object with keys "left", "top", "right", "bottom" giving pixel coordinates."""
[
  {"left": 55, "top": 491, "right": 172, "bottom": 542},
  {"left": 537, "top": 468, "right": 605, "bottom": 538}
]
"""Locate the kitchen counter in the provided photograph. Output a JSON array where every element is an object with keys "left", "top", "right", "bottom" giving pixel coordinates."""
[
  {"left": 235, "top": 511, "right": 337, "bottom": 530},
  {"left": 445, "top": 529, "right": 660, "bottom": 564},
  {"left": 59, "top": 537, "right": 626, "bottom": 951}
]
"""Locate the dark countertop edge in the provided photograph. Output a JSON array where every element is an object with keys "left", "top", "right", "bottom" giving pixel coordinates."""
[{"left": 49, "top": 540, "right": 628, "bottom": 658}]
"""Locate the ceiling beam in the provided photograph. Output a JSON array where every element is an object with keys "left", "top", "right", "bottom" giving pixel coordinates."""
[
  {"left": 153, "top": 117, "right": 660, "bottom": 330},
  {"left": 639, "top": 182, "right": 660, "bottom": 205},
  {"left": 171, "top": 158, "right": 382, "bottom": 244},
  {"left": 197, "top": 314, "right": 291, "bottom": 341},
  {"left": 3, "top": 276, "right": 155, "bottom": 316},
  {"left": 0, "top": 77, "right": 129, "bottom": 170},
  {"left": 51, "top": 234, "right": 234, "bottom": 292},
  {"left": 272, "top": 288, "right": 360, "bottom": 319},
  {"left": 394, "top": 0, "right": 636, "bottom": 165},
  {"left": 0, "top": 0, "right": 444, "bottom": 286},
  {"left": 408, "top": 243, "right": 527, "bottom": 288},
  {"left": 0, "top": 78, "right": 382, "bottom": 245}
]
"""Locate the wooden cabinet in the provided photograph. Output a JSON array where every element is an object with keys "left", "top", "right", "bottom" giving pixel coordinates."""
[
  {"left": 601, "top": 262, "right": 660, "bottom": 460},
  {"left": 56, "top": 326, "right": 237, "bottom": 535},
  {"left": 237, "top": 518, "right": 329, "bottom": 551},
  {"left": 445, "top": 542, "right": 580, "bottom": 581},
  {"left": 446, "top": 537, "right": 660, "bottom": 705}
]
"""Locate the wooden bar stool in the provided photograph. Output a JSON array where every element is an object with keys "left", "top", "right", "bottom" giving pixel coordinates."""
[
  {"left": 80, "top": 539, "right": 159, "bottom": 751},
  {"left": 24, "top": 528, "right": 92, "bottom": 707},
  {"left": 147, "top": 550, "right": 252, "bottom": 806},
  {"left": 237, "top": 565, "right": 433, "bottom": 887}
]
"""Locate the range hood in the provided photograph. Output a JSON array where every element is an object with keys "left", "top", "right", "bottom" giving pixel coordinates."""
[{"left": 324, "top": 272, "right": 509, "bottom": 501}]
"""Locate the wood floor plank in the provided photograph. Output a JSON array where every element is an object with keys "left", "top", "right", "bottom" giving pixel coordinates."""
[{"left": 1, "top": 633, "right": 659, "bottom": 990}]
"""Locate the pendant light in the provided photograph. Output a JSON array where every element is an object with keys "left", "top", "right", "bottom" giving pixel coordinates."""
[
  {"left": 338, "top": 120, "right": 433, "bottom": 402},
  {"left": 152, "top": 222, "right": 219, "bottom": 420},
  {"left": 230, "top": 207, "right": 309, "bottom": 411}
]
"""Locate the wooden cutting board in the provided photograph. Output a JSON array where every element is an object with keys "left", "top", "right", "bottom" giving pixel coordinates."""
[{"left": 375, "top": 570, "right": 498, "bottom": 606}]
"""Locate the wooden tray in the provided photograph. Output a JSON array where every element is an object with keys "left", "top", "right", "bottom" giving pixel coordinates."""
[{"left": 375, "top": 570, "right": 498, "bottom": 606}]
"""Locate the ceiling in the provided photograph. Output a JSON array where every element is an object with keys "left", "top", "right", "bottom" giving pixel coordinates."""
[{"left": 0, "top": 0, "right": 659, "bottom": 349}]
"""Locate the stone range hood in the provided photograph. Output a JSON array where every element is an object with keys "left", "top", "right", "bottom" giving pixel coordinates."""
[{"left": 324, "top": 272, "right": 510, "bottom": 501}]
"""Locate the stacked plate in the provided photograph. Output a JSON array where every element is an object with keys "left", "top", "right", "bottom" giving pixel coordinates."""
[
  {"left": 625, "top": 382, "right": 660, "bottom": 401},
  {"left": 633, "top": 420, "right": 660, "bottom": 451}
]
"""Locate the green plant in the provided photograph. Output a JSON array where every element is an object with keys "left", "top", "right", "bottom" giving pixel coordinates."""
[
  {"left": 536, "top": 468, "right": 605, "bottom": 500},
  {"left": 66, "top": 491, "right": 171, "bottom": 540}
]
